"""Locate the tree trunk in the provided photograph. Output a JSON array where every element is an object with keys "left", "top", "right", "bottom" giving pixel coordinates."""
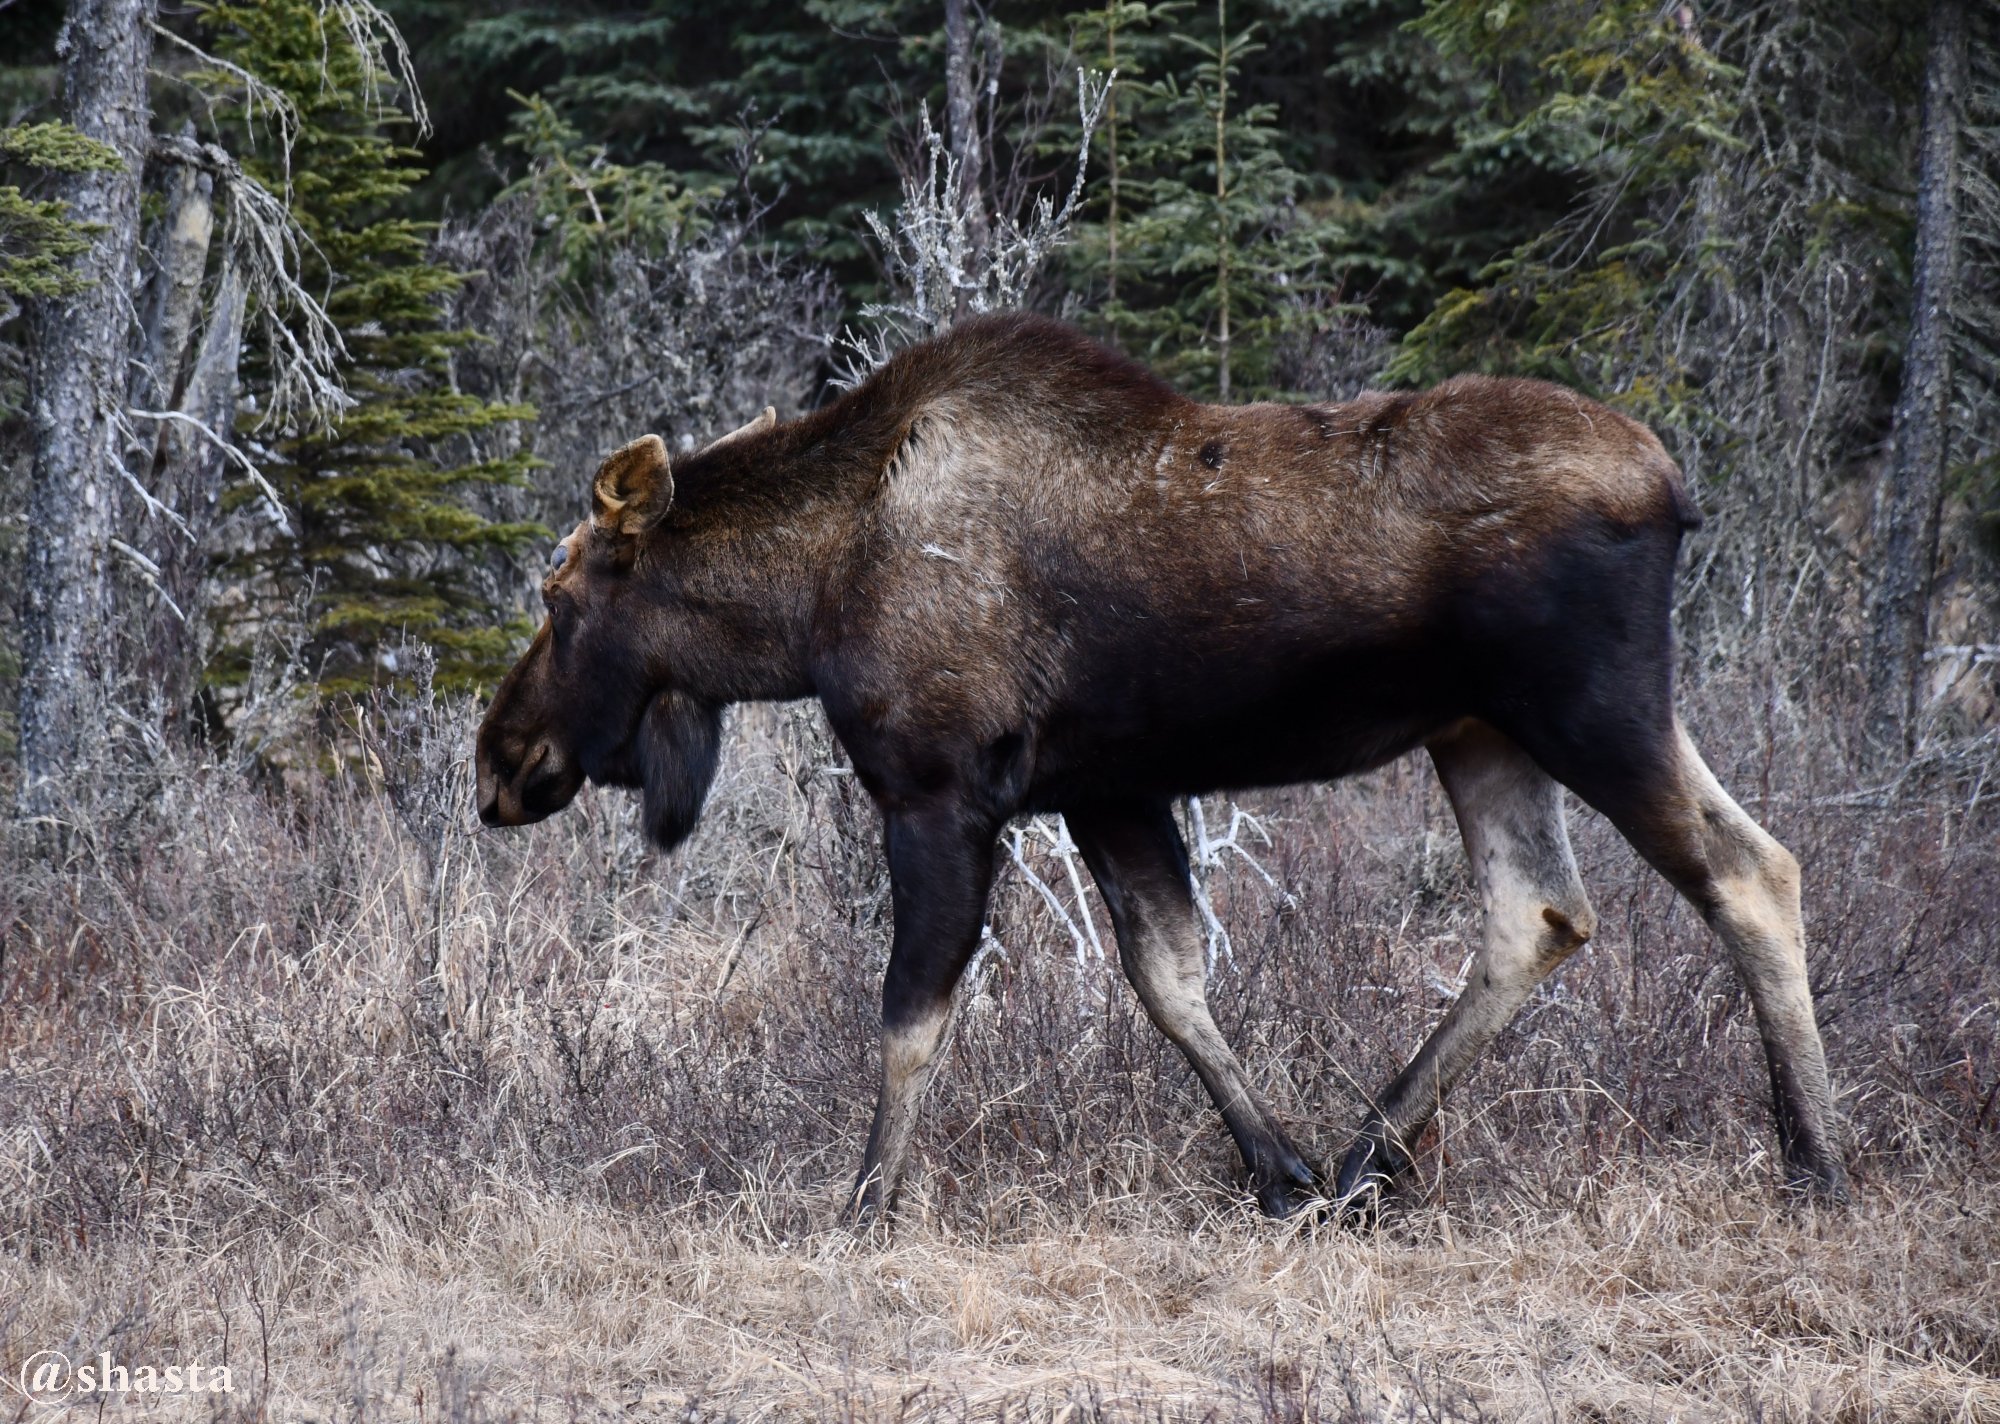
[
  {"left": 129, "top": 148, "right": 237, "bottom": 720},
  {"left": 1213, "top": 0, "right": 1231, "bottom": 401},
  {"left": 1104, "top": 10, "right": 1120, "bottom": 303},
  {"left": 130, "top": 140, "right": 214, "bottom": 419},
  {"left": 1865, "top": 0, "right": 1966, "bottom": 757},
  {"left": 943, "top": 0, "right": 990, "bottom": 300},
  {"left": 18, "top": 0, "right": 159, "bottom": 814}
]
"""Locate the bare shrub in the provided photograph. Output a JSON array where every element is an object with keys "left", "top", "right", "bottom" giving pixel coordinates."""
[
  {"left": 834, "top": 71, "right": 1112, "bottom": 382},
  {"left": 432, "top": 184, "right": 840, "bottom": 593}
]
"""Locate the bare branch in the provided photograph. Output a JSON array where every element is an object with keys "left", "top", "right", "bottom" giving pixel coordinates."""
[
  {"left": 833, "top": 68, "right": 1111, "bottom": 385},
  {"left": 320, "top": 0, "right": 430, "bottom": 137},
  {"left": 128, "top": 406, "right": 294, "bottom": 537},
  {"left": 151, "top": 22, "right": 301, "bottom": 177},
  {"left": 109, "top": 537, "right": 189, "bottom": 623},
  {"left": 150, "top": 132, "right": 350, "bottom": 434}
]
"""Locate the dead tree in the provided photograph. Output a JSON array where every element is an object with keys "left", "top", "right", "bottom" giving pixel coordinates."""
[
  {"left": 942, "top": 0, "right": 991, "bottom": 291},
  {"left": 18, "top": 0, "right": 159, "bottom": 815},
  {"left": 125, "top": 135, "right": 248, "bottom": 717},
  {"left": 1866, "top": 0, "right": 1967, "bottom": 757}
]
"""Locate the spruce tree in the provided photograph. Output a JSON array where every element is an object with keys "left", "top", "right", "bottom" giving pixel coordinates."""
[
  {"left": 1299, "top": 0, "right": 1570, "bottom": 336},
  {"left": 1064, "top": 1, "right": 1185, "bottom": 307},
  {"left": 204, "top": 0, "right": 542, "bottom": 697},
  {"left": 1080, "top": 0, "right": 1335, "bottom": 398},
  {"left": 501, "top": 93, "right": 701, "bottom": 278},
  {"left": 1384, "top": 0, "right": 1749, "bottom": 407},
  {"left": 402, "top": 0, "right": 933, "bottom": 281}
]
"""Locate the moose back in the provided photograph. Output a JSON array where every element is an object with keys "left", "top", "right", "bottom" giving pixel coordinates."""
[{"left": 476, "top": 314, "right": 1848, "bottom": 1219}]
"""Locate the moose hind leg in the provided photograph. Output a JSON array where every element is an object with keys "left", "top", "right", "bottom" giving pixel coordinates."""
[
  {"left": 1606, "top": 724, "right": 1847, "bottom": 1199},
  {"left": 1065, "top": 800, "right": 1320, "bottom": 1217},
  {"left": 1335, "top": 722, "right": 1596, "bottom": 1213}
]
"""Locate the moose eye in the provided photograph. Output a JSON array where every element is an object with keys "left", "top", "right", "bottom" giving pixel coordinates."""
[
  {"left": 549, "top": 543, "right": 568, "bottom": 571},
  {"left": 543, "top": 586, "right": 574, "bottom": 636}
]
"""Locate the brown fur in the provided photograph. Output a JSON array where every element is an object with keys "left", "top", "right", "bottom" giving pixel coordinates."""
[{"left": 477, "top": 314, "right": 1845, "bottom": 1222}]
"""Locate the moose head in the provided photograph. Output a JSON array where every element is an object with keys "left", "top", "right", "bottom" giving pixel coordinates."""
[{"left": 475, "top": 411, "right": 775, "bottom": 849}]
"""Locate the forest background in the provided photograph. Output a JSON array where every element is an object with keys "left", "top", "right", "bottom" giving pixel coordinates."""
[{"left": 2, "top": 1, "right": 1999, "bottom": 1419}]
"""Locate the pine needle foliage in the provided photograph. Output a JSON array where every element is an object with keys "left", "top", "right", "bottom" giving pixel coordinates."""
[
  {"left": 1062, "top": 2, "right": 1189, "bottom": 309},
  {"left": 1073, "top": 0, "right": 1339, "bottom": 398},
  {"left": 1384, "top": 0, "right": 1869, "bottom": 426},
  {"left": 500, "top": 92, "right": 703, "bottom": 280},
  {"left": 0, "top": 122, "right": 123, "bottom": 300}
]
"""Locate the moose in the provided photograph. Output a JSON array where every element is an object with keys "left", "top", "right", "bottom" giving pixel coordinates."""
[{"left": 476, "top": 314, "right": 1849, "bottom": 1221}]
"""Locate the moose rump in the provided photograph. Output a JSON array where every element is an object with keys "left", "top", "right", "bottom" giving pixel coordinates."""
[{"left": 476, "top": 314, "right": 1849, "bottom": 1221}]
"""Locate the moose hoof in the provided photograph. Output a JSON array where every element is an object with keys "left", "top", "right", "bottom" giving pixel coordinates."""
[
  {"left": 1783, "top": 1155, "right": 1853, "bottom": 1208},
  {"left": 1252, "top": 1146, "right": 1324, "bottom": 1220},
  {"left": 1331, "top": 1127, "right": 1409, "bottom": 1224}
]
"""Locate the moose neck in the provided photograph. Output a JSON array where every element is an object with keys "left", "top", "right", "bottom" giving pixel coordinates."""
[{"left": 645, "top": 405, "right": 885, "bottom": 704}]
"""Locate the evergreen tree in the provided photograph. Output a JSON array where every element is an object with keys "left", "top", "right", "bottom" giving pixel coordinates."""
[
  {"left": 1385, "top": 0, "right": 1760, "bottom": 409},
  {"left": 398, "top": 0, "right": 935, "bottom": 281},
  {"left": 1063, "top": 1, "right": 1184, "bottom": 307},
  {"left": 1086, "top": 0, "right": 1335, "bottom": 397},
  {"left": 205, "top": 0, "right": 542, "bottom": 696},
  {"left": 501, "top": 92, "right": 702, "bottom": 278},
  {"left": 1295, "top": 0, "right": 1574, "bottom": 335}
]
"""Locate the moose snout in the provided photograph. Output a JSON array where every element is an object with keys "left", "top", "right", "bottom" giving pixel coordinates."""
[
  {"left": 475, "top": 737, "right": 571, "bottom": 826},
  {"left": 474, "top": 750, "right": 511, "bottom": 826}
]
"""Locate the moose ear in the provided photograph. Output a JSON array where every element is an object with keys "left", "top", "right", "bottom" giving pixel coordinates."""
[
  {"left": 701, "top": 405, "right": 777, "bottom": 456},
  {"left": 592, "top": 434, "right": 673, "bottom": 537}
]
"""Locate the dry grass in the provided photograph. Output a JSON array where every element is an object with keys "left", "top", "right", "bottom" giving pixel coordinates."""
[
  {"left": 5, "top": 1168, "right": 1997, "bottom": 1422},
  {"left": 2, "top": 681, "right": 1996, "bottom": 1421}
]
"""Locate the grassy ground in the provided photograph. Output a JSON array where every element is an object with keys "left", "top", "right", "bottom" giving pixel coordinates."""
[
  {"left": 6, "top": 1168, "right": 1995, "bottom": 1420},
  {"left": 3, "top": 684, "right": 1996, "bottom": 1421}
]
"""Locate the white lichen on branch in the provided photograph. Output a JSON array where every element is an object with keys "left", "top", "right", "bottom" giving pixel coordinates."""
[{"left": 835, "top": 68, "right": 1112, "bottom": 383}]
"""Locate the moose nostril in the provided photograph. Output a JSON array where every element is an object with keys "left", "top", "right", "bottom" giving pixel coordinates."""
[
  {"left": 484, "top": 739, "right": 537, "bottom": 784},
  {"left": 474, "top": 737, "right": 566, "bottom": 827}
]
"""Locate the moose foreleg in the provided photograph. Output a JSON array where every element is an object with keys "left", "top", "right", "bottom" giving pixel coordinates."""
[
  {"left": 1335, "top": 723, "right": 1595, "bottom": 1216},
  {"left": 1067, "top": 799, "right": 1320, "bottom": 1217},
  {"left": 846, "top": 805, "right": 997, "bottom": 1225}
]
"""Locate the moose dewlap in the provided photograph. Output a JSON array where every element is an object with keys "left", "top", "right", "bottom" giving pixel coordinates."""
[{"left": 476, "top": 314, "right": 1848, "bottom": 1221}]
